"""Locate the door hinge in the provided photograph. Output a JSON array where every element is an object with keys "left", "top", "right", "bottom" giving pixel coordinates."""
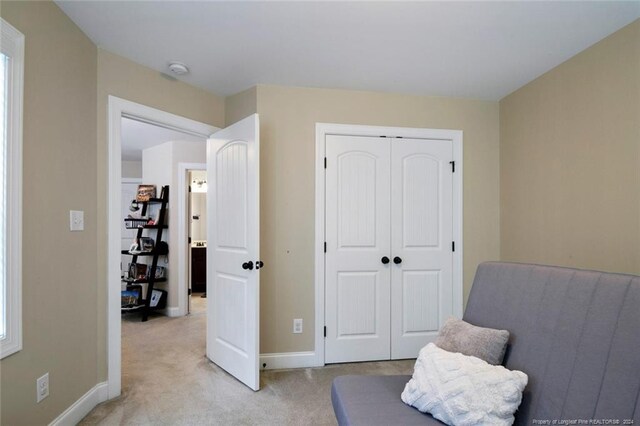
[
  {"left": 189, "top": 185, "right": 192, "bottom": 192},
  {"left": 452, "top": 241, "right": 455, "bottom": 252},
  {"left": 188, "top": 237, "right": 192, "bottom": 244},
  {"left": 450, "top": 161, "right": 455, "bottom": 173},
  {"left": 324, "top": 326, "right": 327, "bottom": 337},
  {"left": 324, "top": 157, "right": 327, "bottom": 169},
  {"left": 324, "top": 242, "right": 327, "bottom": 253}
]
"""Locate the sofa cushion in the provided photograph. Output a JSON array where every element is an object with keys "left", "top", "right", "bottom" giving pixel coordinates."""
[
  {"left": 435, "top": 317, "right": 509, "bottom": 365},
  {"left": 331, "top": 375, "right": 445, "bottom": 426},
  {"left": 401, "top": 343, "right": 528, "bottom": 426}
]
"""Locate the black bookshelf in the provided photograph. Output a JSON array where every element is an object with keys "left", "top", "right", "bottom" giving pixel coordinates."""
[{"left": 121, "top": 185, "right": 169, "bottom": 321}]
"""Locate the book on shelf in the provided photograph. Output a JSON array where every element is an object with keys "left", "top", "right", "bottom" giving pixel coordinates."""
[
  {"left": 121, "top": 287, "right": 142, "bottom": 308},
  {"left": 136, "top": 185, "right": 156, "bottom": 202},
  {"left": 128, "top": 263, "right": 148, "bottom": 280}
]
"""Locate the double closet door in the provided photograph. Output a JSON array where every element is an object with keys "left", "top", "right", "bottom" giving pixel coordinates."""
[{"left": 325, "top": 134, "right": 453, "bottom": 363}]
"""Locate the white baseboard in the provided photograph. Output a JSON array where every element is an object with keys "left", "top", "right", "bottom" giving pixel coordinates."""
[
  {"left": 161, "top": 306, "right": 181, "bottom": 317},
  {"left": 49, "top": 381, "right": 108, "bottom": 426},
  {"left": 260, "top": 351, "right": 320, "bottom": 370}
]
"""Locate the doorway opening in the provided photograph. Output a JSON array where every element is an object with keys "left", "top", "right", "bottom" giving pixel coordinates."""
[
  {"left": 186, "top": 164, "right": 207, "bottom": 314},
  {"left": 120, "top": 117, "right": 205, "bottom": 320},
  {"left": 107, "top": 96, "right": 218, "bottom": 399}
]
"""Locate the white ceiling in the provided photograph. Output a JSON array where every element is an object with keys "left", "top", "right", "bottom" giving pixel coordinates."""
[
  {"left": 121, "top": 117, "right": 204, "bottom": 161},
  {"left": 57, "top": 1, "right": 640, "bottom": 101}
]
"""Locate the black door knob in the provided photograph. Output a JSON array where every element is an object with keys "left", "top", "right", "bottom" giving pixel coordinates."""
[
  {"left": 256, "top": 261, "right": 264, "bottom": 269},
  {"left": 381, "top": 256, "right": 390, "bottom": 264},
  {"left": 393, "top": 256, "right": 402, "bottom": 264},
  {"left": 242, "top": 261, "right": 254, "bottom": 270}
]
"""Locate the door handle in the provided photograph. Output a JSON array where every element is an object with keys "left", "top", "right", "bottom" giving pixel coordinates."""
[
  {"left": 381, "top": 256, "right": 390, "bottom": 265},
  {"left": 393, "top": 256, "right": 402, "bottom": 264},
  {"left": 256, "top": 261, "right": 264, "bottom": 270},
  {"left": 242, "top": 261, "right": 254, "bottom": 270}
]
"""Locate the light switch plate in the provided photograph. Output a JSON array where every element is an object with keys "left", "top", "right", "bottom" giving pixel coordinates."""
[
  {"left": 70, "top": 210, "right": 84, "bottom": 231},
  {"left": 293, "top": 318, "right": 303, "bottom": 334}
]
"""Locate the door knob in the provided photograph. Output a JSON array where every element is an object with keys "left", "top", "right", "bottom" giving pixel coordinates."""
[
  {"left": 393, "top": 256, "right": 402, "bottom": 264},
  {"left": 242, "top": 261, "right": 254, "bottom": 270},
  {"left": 256, "top": 261, "right": 264, "bottom": 269},
  {"left": 381, "top": 256, "right": 390, "bottom": 264}
]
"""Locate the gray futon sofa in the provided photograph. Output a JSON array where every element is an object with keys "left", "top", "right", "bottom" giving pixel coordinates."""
[{"left": 332, "top": 262, "right": 640, "bottom": 425}]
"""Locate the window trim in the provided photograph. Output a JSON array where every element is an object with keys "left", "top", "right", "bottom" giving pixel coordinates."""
[{"left": 0, "top": 18, "right": 24, "bottom": 359}]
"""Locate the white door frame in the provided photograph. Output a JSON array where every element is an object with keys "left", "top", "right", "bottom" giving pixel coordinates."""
[
  {"left": 177, "top": 162, "right": 207, "bottom": 316},
  {"left": 314, "top": 123, "right": 463, "bottom": 366},
  {"left": 107, "top": 96, "right": 218, "bottom": 399}
]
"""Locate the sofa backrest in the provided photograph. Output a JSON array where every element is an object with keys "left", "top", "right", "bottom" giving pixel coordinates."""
[{"left": 463, "top": 262, "right": 640, "bottom": 425}]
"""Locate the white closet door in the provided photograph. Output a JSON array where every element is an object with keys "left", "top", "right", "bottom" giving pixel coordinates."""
[
  {"left": 325, "top": 135, "right": 391, "bottom": 363},
  {"left": 390, "top": 138, "right": 453, "bottom": 359}
]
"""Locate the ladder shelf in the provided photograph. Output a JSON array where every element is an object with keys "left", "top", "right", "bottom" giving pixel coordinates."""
[{"left": 121, "top": 185, "right": 169, "bottom": 322}]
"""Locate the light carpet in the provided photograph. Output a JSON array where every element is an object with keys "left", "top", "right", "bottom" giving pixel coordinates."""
[{"left": 80, "top": 295, "right": 414, "bottom": 425}]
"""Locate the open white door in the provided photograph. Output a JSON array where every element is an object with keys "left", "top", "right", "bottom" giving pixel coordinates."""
[{"left": 206, "top": 114, "right": 260, "bottom": 391}]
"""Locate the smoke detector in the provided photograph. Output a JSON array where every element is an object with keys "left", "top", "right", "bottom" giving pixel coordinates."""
[{"left": 168, "top": 62, "right": 189, "bottom": 75}]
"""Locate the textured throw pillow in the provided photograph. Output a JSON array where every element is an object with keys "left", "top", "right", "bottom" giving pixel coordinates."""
[
  {"left": 401, "top": 343, "right": 528, "bottom": 426},
  {"left": 435, "top": 317, "right": 509, "bottom": 365}
]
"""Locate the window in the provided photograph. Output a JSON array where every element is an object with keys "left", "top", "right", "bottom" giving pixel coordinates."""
[{"left": 0, "top": 18, "right": 24, "bottom": 359}]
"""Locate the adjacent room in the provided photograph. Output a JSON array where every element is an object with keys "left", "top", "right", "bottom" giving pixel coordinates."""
[
  {"left": 120, "top": 117, "right": 208, "bottom": 319},
  {"left": 0, "top": 1, "right": 638, "bottom": 425}
]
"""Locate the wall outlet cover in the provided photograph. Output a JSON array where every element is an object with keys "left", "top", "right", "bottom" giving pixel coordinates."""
[
  {"left": 36, "top": 373, "right": 49, "bottom": 403},
  {"left": 70, "top": 210, "right": 84, "bottom": 231}
]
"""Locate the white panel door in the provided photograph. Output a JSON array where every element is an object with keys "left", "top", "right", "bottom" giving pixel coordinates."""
[
  {"left": 325, "top": 135, "right": 391, "bottom": 363},
  {"left": 390, "top": 138, "right": 453, "bottom": 359},
  {"left": 207, "top": 114, "right": 260, "bottom": 391}
]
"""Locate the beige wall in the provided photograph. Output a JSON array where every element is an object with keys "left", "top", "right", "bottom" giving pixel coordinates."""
[
  {"left": 255, "top": 85, "right": 500, "bottom": 353},
  {"left": 96, "top": 50, "right": 226, "bottom": 381},
  {"left": 500, "top": 20, "right": 640, "bottom": 275},
  {"left": 225, "top": 86, "right": 257, "bottom": 126},
  {"left": 0, "top": 2, "right": 98, "bottom": 424}
]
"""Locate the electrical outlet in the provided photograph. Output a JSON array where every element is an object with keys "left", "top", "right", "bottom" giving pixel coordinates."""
[
  {"left": 69, "top": 210, "right": 84, "bottom": 231},
  {"left": 293, "top": 318, "right": 303, "bottom": 334},
  {"left": 36, "top": 373, "right": 49, "bottom": 403}
]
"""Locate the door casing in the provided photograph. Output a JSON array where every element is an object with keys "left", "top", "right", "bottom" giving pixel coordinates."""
[
  {"left": 107, "top": 96, "right": 218, "bottom": 399},
  {"left": 314, "top": 123, "right": 463, "bottom": 367}
]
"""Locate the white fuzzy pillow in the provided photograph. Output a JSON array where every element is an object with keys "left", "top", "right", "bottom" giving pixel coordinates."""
[{"left": 401, "top": 343, "right": 528, "bottom": 426}]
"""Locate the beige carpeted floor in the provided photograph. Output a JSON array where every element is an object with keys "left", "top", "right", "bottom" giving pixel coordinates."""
[{"left": 80, "top": 295, "right": 414, "bottom": 425}]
